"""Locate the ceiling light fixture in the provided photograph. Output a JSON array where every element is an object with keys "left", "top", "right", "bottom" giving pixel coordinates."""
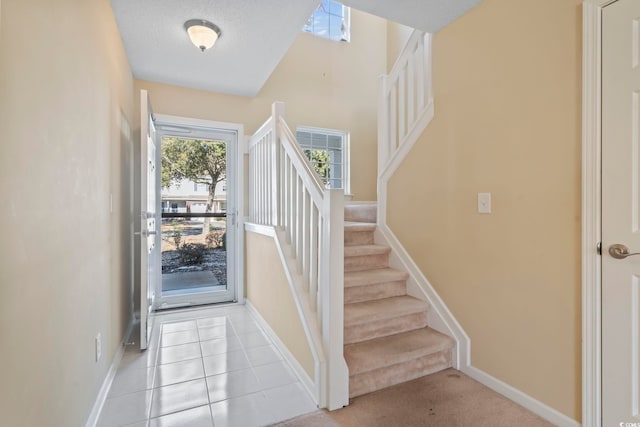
[{"left": 184, "top": 19, "right": 221, "bottom": 52}]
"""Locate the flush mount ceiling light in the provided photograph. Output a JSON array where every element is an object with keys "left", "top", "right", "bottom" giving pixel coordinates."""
[{"left": 184, "top": 19, "right": 221, "bottom": 52}]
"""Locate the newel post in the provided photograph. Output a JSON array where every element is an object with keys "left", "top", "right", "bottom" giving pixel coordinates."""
[{"left": 321, "top": 189, "right": 349, "bottom": 410}]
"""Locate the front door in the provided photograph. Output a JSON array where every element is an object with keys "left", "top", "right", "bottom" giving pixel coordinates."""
[
  {"left": 602, "top": 0, "right": 640, "bottom": 423},
  {"left": 139, "top": 90, "right": 159, "bottom": 350},
  {"left": 154, "top": 119, "right": 238, "bottom": 309}
]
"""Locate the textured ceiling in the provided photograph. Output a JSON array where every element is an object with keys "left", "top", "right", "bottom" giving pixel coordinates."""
[
  {"left": 110, "top": 0, "right": 319, "bottom": 97},
  {"left": 110, "top": 0, "right": 482, "bottom": 97},
  {"left": 340, "top": 0, "right": 482, "bottom": 33}
]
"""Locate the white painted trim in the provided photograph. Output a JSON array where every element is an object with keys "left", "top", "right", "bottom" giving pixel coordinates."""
[
  {"left": 244, "top": 224, "right": 327, "bottom": 407},
  {"left": 244, "top": 221, "right": 276, "bottom": 237},
  {"left": 154, "top": 114, "right": 243, "bottom": 134},
  {"left": 379, "top": 101, "right": 434, "bottom": 183},
  {"left": 152, "top": 113, "right": 245, "bottom": 306},
  {"left": 235, "top": 130, "right": 245, "bottom": 305},
  {"left": 582, "top": 1, "right": 616, "bottom": 426},
  {"left": 462, "top": 366, "right": 580, "bottom": 427},
  {"left": 245, "top": 300, "right": 317, "bottom": 405},
  {"left": 295, "top": 126, "right": 356, "bottom": 196},
  {"left": 374, "top": 224, "right": 470, "bottom": 369},
  {"left": 85, "top": 321, "right": 134, "bottom": 427}
]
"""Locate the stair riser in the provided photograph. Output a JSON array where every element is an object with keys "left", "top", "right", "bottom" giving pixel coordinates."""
[
  {"left": 345, "top": 230, "right": 374, "bottom": 246},
  {"left": 345, "top": 312, "right": 427, "bottom": 344},
  {"left": 345, "top": 254, "right": 389, "bottom": 272},
  {"left": 348, "top": 349, "right": 453, "bottom": 398},
  {"left": 344, "top": 281, "right": 406, "bottom": 304},
  {"left": 345, "top": 205, "right": 377, "bottom": 223}
]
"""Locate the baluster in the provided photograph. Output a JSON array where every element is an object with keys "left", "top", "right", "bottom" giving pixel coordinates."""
[
  {"left": 316, "top": 215, "right": 324, "bottom": 325},
  {"left": 285, "top": 155, "right": 291, "bottom": 241},
  {"left": 390, "top": 84, "right": 398, "bottom": 151},
  {"left": 260, "top": 140, "right": 267, "bottom": 224},
  {"left": 290, "top": 168, "right": 298, "bottom": 255},
  {"left": 266, "top": 135, "right": 271, "bottom": 225},
  {"left": 424, "top": 33, "right": 432, "bottom": 104},
  {"left": 296, "top": 176, "right": 303, "bottom": 271},
  {"left": 378, "top": 74, "right": 390, "bottom": 174},
  {"left": 272, "top": 133, "right": 277, "bottom": 225},
  {"left": 309, "top": 202, "right": 318, "bottom": 312},
  {"left": 248, "top": 146, "right": 252, "bottom": 222},
  {"left": 407, "top": 54, "right": 415, "bottom": 127},
  {"left": 398, "top": 64, "right": 406, "bottom": 142},
  {"left": 279, "top": 142, "right": 285, "bottom": 228},
  {"left": 288, "top": 159, "right": 294, "bottom": 244},
  {"left": 415, "top": 42, "right": 425, "bottom": 112},
  {"left": 257, "top": 141, "right": 262, "bottom": 224},
  {"left": 302, "top": 189, "right": 310, "bottom": 279}
]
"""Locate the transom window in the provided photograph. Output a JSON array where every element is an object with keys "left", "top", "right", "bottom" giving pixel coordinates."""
[
  {"left": 297, "top": 126, "right": 350, "bottom": 194},
  {"left": 303, "top": 0, "right": 350, "bottom": 42}
]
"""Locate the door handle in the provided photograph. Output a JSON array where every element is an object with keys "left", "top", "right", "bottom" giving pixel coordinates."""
[{"left": 608, "top": 243, "right": 640, "bottom": 259}]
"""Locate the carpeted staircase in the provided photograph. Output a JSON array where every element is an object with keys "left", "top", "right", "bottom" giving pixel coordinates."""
[{"left": 343, "top": 202, "right": 456, "bottom": 398}]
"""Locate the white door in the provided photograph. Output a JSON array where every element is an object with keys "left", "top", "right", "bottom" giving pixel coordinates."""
[
  {"left": 602, "top": 0, "right": 640, "bottom": 423},
  {"left": 154, "top": 119, "right": 238, "bottom": 309},
  {"left": 139, "top": 90, "right": 159, "bottom": 350}
]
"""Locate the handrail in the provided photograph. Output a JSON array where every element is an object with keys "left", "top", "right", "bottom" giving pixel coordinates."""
[
  {"left": 279, "top": 117, "right": 325, "bottom": 193},
  {"left": 248, "top": 102, "right": 348, "bottom": 410},
  {"left": 250, "top": 116, "right": 274, "bottom": 148}
]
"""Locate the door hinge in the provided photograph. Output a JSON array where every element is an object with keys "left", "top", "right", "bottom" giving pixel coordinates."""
[{"left": 597, "top": 242, "right": 602, "bottom": 255}]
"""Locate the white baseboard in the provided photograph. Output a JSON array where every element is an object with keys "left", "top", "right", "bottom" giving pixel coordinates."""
[
  {"left": 462, "top": 366, "right": 580, "bottom": 427},
  {"left": 85, "top": 320, "right": 133, "bottom": 427},
  {"left": 245, "top": 300, "right": 318, "bottom": 405}
]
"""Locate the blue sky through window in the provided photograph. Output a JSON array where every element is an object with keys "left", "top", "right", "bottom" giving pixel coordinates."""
[{"left": 303, "top": 0, "right": 349, "bottom": 42}]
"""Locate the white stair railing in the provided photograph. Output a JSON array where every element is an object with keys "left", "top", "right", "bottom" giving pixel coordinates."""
[
  {"left": 375, "top": 30, "right": 468, "bottom": 370},
  {"left": 248, "top": 102, "right": 349, "bottom": 410},
  {"left": 378, "top": 31, "right": 433, "bottom": 224}
]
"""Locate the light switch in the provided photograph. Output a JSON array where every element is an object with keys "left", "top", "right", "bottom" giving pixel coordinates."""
[{"left": 478, "top": 192, "right": 491, "bottom": 214}]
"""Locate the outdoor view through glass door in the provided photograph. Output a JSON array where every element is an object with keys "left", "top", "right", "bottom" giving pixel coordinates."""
[{"left": 156, "top": 125, "right": 236, "bottom": 309}]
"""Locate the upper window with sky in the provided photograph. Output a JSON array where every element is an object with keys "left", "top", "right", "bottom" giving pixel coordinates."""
[{"left": 303, "top": 0, "right": 350, "bottom": 42}]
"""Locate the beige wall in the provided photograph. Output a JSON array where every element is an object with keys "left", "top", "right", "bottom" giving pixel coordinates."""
[
  {"left": 245, "top": 232, "right": 315, "bottom": 379},
  {"left": 386, "top": 21, "right": 413, "bottom": 72},
  {"left": 387, "top": 0, "right": 582, "bottom": 420},
  {"left": 0, "top": 0, "right": 134, "bottom": 425},
  {"left": 135, "top": 9, "right": 387, "bottom": 201}
]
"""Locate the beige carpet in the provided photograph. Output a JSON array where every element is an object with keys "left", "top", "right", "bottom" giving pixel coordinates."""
[{"left": 270, "top": 369, "right": 555, "bottom": 427}]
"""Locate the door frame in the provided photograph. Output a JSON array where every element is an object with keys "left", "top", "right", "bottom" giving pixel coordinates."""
[
  {"left": 583, "top": 1, "right": 619, "bottom": 426},
  {"left": 154, "top": 113, "right": 245, "bottom": 307}
]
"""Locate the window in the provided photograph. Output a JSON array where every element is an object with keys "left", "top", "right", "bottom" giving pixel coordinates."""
[
  {"left": 296, "top": 127, "right": 349, "bottom": 193},
  {"left": 303, "top": 0, "right": 350, "bottom": 42}
]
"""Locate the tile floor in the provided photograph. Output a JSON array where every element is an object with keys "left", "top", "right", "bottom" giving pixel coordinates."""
[{"left": 98, "top": 304, "right": 317, "bottom": 427}]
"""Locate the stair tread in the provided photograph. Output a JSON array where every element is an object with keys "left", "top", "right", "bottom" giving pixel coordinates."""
[
  {"left": 345, "top": 201, "right": 377, "bottom": 206},
  {"left": 345, "top": 268, "right": 409, "bottom": 288},
  {"left": 344, "top": 221, "right": 377, "bottom": 231},
  {"left": 345, "top": 295, "right": 428, "bottom": 326},
  {"left": 344, "top": 244, "right": 390, "bottom": 257},
  {"left": 344, "top": 328, "right": 455, "bottom": 376},
  {"left": 345, "top": 202, "right": 377, "bottom": 223}
]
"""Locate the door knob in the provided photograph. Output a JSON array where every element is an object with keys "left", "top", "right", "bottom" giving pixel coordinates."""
[{"left": 608, "top": 243, "right": 640, "bottom": 259}]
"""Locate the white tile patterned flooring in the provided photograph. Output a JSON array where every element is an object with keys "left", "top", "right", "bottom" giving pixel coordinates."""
[{"left": 98, "top": 304, "right": 317, "bottom": 427}]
